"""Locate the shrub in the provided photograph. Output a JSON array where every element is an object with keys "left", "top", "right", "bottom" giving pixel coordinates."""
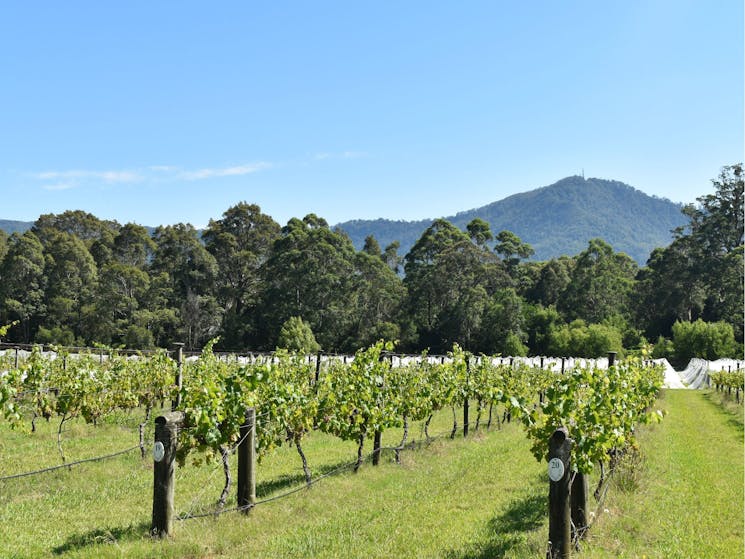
[
  {"left": 671, "top": 319, "right": 738, "bottom": 362},
  {"left": 276, "top": 316, "right": 321, "bottom": 353}
]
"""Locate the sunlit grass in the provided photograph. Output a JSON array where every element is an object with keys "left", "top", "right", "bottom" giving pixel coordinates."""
[
  {"left": 581, "top": 389, "right": 744, "bottom": 559},
  {"left": 0, "top": 391, "right": 742, "bottom": 558}
]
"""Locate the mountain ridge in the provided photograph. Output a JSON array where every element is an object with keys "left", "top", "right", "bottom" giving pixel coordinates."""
[
  {"left": 334, "top": 176, "right": 686, "bottom": 264},
  {"left": 0, "top": 176, "right": 687, "bottom": 264}
]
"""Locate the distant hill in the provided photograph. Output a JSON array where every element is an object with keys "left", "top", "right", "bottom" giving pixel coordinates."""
[
  {"left": 0, "top": 177, "right": 687, "bottom": 264},
  {"left": 0, "top": 219, "right": 156, "bottom": 237},
  {"left": 0, "top": 220, "right": 33, "bottom": 235},
  {"left": 335, "top": 176, "right": 687, "bottom": 264}
]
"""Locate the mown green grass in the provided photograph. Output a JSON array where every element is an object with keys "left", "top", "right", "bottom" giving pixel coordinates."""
[
  {"left": 0, "top": 391, "right": 742, "bottom": 558},
  {"left": 581, "top": 389, "right": 744, "bottom": 559},
  {"left": 0, "top": 407, "right": 549, "bottom": 558}
]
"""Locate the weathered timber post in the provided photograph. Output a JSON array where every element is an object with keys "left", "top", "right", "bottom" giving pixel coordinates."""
[
  {"left": 372, "top": 430, "right": 383, "bottom": 466},
  {"left": 571, "top": 471, "right": 589, "bottom": 542},
  {"left": 152, "top": 411, "right": 185, "bottom": 538},
  {"left": 314, "top": 351, "right": 322, "bottom": 385},
  {"left": 373, "top": 352, "right": 386, "bottom": 465},
  {"left": 237, "top": 407, "right": 257, "bottom": 513},
  {"left": 14, "top": 346, "right": 19, "bottom": 368},
  {"left": 172, "top": 343, "right": 184, "bottom": 411},
  {"left": 548, "top": 427, "right": 572, "bottom": 559},
  {"left": 463, "top": 355, "right": 470, "bottom": 438},
  {"left": 607, "top": 351, "right": 617, "bottom": 368}
]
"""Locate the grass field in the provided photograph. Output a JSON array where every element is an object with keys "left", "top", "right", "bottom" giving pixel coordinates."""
[{"left": 0, "top": 390, "right": 742, "bottom": 558}]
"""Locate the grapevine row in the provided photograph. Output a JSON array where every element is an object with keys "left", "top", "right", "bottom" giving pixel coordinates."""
[{"left": 1, "top": 340, "right": 665, "bottom": 514}]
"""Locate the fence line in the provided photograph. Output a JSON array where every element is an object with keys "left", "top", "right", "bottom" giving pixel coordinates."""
[
  {"left": 175, "top": 413, "right": 494, "bottom": 522},
  {"left": 0, "top": 445, "right": 140, "bottom": 481}
]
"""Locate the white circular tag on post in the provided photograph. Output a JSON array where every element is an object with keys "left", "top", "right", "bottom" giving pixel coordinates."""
[
  {"left": 153, "top": 441, "right": 165, "bottom": 462},
  {"left": 548, "top": 457, "right": 565, "bottom": 481}
]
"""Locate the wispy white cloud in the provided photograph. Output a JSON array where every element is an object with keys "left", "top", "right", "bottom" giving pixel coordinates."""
[
  {"left": 180, "top": 162, "right": 272, "bottom": 181},
  {"left": 28, "top": 162, "right": 272, "bottom": 190},
  {"left": 313, "top": 151, "right": 367, "bottom": 160},
  {"left": 42, "top": 182, "right": 76, "bottom": 191},
  {"left": 148, "top": 165, "right": 179, "bottom": 172},
  {"left": 33, "top": 169, "right": 142, "bottom": 183}
]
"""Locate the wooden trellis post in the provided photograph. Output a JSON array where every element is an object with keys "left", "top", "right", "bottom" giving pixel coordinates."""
[
  {"left": 548, "top": 427, "right": 572, "bottom": 559},
  {"left": 172, "top": 343, "right": 184, "bottom": 411},
  {"left": 151, "top": 411, "right": 185, "bottom": 538},
  {"left": 237, "top": 407, "right": 257, "bottom": 513}
]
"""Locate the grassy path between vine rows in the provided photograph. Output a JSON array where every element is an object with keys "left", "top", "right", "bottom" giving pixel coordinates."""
[
  {"left": 581, "top": 389, "right": 744, "bottom": 559},
  {"left": 0, "top": 390, "right": 742, "bottom": 558}
]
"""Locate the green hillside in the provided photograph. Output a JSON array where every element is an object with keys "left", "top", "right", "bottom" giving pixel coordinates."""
[
  {"left": 0, "top": 219, "right": 33, "bottom": 235},
  {"left": 336, "top": 176, "right": 686, "bottom": 263}
]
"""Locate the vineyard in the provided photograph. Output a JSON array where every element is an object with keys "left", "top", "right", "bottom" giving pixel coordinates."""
[{"left": 0, "top": 341, "right": 742, "bottom": 558}]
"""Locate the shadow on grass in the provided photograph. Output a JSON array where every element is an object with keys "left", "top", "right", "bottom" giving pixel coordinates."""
[
  {"left": 701, "top": 391, "right": 744, "bottom": 436},
  {"left": 445, "top": 490, "right": 547, "bottom": 559},
  {"left": 52, "top": 521, "right": 150, "bottom": 555},
  {"left": 256, "top": 457, "right": 356, "bottom": 498}
]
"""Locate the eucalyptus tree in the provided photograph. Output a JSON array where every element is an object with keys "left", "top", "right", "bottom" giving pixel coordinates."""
[
  {"left": 635, "top": 241, "right": 706, "bottom": 340},
  {"left": 85, "top": 223, "right": 157, "bottom": 345},
  {"left": 150, "top": 223, "right": 220, "bottom": 349},
  {"left": 32, "top": 210, "right": 118, "bottom": 245},
  {"left": 362, "top": 234, "right": 382, "bottom": 257},
  {"left": 466, "top": 218, "right": 493, "bottom": 247},
  {"left": 39, "top": 231, "right": 98, "bottom": 344},
  {"left": 494, "top": 229, "right": 535, "bottom": 292},
  {"left": 259, "top": 214, "right": 358, "bottom": 351},
  {"left": 0, "top": 231, "right": 46, "bottom": 342},
  {"left": 526, "top": 257, "right": 574, "bottom": 308},
  {"left": 112, "top": 223, "right": 155, "bottom": 269},
  {"left": 636, "top": 164, "right": 744, "bottom": 342},
  {"left": 32, "top": 210, "right": 119, "bottom": 268},
  {"left": 683, "top": 164, "right": 744, "bottom": 340},
  {"left": 93, "top": 262, "right": 151, "bottom": 346},
  {"left": 202, "top": 203, "right": 280, "bottom": 349},
  {"left": 558, "top": 238, "right": 637, "bottom": 325},
  {"left": 345, "top": 250, "right": 406, "bottom": 349},
  {"left": 403, "top": 219, "right": 497, "bottom": 352},
  {"left": 0, "top": 230, "right": 7, "bottom": 263},
  {"left": 477, "top": 287, "right": 528, "bottom": 356},
  {"left": 382, "top": 241, "right": 403, "bottom": 274}
]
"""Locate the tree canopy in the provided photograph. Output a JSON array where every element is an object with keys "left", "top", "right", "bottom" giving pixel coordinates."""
[{"left": 0, "top": 165, "right": 741, "bottom": 360}]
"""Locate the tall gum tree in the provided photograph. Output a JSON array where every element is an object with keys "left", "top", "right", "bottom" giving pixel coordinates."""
[
  {"left": 403, "top": 219, "right": 501, "bottom": 352},
  {"left": 558, "top": 238, "right": 637, "bottom": 325},
  {"left": 150, "top": 223, "right": 220, "bottom": 349},
  {"left": 0, "top": 231, "right": 46, "bottom": 342},
  {"left": 202, "top": 203, "right": 280, "bottom": 349},
  {"left": 637, "top": 164, "right": 744, "bottom": 342},
  {"left": 259, "top": 215, "right": 357, "bottom": 351}
]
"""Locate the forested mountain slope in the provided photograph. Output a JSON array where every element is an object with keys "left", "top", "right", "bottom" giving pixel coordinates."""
[{"left": 336, "top": 176, "right": 686, "bottom": 264}]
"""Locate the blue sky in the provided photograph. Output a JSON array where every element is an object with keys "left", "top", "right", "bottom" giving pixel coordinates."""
[{"left": 1, "top": 1, "right": 742, "bottom": 228}]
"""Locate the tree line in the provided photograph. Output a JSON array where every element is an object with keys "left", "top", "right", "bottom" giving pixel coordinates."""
[{"left": 0, "top": 164, "right": 741, "bottom": 362}]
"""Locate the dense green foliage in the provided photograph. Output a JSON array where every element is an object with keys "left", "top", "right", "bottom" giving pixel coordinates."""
[
  {"left": 0, "top": 165, "right": 741, "bottom": 359},
  {"left": 516, "top": 358, "right": 665, "bottom": 473},
  {"left": 670, "top": 320, "right": 739, "bottom": 363},
  {"left": 709, "top": 368, "right": 744, "bottom": 402},
  {"left": 276, "top": 316, "right": 320, "bottom": 353},
  {"left": 1, "top": 340, "right": 662, "bottom": 476}
]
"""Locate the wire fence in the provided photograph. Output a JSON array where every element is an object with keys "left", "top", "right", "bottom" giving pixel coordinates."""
[
  {"left": 173, "top": 413, "right": 502, "bottom": 522},
  {"left": 0, "top": 445, "right": 140, "bottom": 481}
]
